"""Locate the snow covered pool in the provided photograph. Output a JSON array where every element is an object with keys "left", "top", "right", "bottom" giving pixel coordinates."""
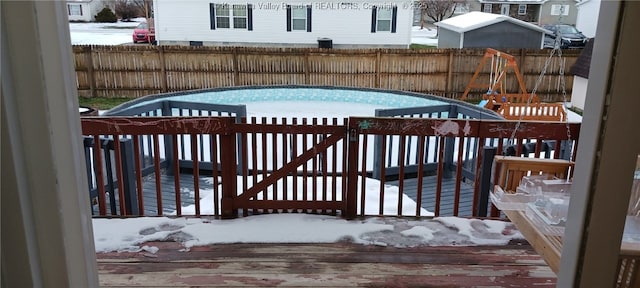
[{"left": 106, "top": 86, "right": 460, "bottom": 118}]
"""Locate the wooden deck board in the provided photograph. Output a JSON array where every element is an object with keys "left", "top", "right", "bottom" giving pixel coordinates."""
[
  {"left": 388, "top": 176, "right": 476, "bottom": 216},
  {"left": 97, "top": 242, "right": 556, "bottom": 287}
]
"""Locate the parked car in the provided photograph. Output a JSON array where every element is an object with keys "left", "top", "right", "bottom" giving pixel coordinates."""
[
  {"left": 543, "top": 24, "right": 588, "bottom": 49},
  {"left": 132, "top": 22, "right": 154, "bottom": 44}
]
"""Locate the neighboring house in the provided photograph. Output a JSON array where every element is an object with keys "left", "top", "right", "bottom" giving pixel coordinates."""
[
  {"left": 66, "top": 0, "right": 108, "bottom": 22},
  {"left": 569, "top": 38, "right": 593, "bottom": 111},
  {"left": 575, "top": 0, "right": 600, "bottom": 37},
  {"left": 467, "top": 0, "right": 578, "bottom": 25},
  {"left": 435, "top": 11, "right": 550, "bottom": 49},
  {"left": 152, "top": 0, "right": 413, "bottom": 48}
]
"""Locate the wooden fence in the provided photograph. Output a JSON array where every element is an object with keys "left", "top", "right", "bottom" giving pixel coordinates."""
[{"left": 72, "top": 46, "right": 581, "bottom": 102}]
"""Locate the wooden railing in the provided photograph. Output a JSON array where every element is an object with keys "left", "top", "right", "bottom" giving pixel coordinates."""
[{"left": 81, "top": 116, "right": 579, "bottom": 219}]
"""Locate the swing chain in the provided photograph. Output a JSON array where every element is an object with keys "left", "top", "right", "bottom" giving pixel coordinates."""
[
  {"left": 506, "top": 35, "right": 572, "bottom": 155},
  {"left": 558, "top": 46, "right": 573, "bottom": 143}
]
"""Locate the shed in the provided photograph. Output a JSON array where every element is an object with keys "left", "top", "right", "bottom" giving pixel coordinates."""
[{"left": 435, "top": 11, "right": 550, "bottom": 49}]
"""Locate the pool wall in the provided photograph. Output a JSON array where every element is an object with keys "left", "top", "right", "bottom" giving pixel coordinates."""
[{"left": 105, "top": 85, "right": 502, "bottom": 119}]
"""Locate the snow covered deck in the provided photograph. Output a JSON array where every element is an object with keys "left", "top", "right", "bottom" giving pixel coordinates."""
[{"left": 96, "top": 241, "right": 556, "bottom": 287}]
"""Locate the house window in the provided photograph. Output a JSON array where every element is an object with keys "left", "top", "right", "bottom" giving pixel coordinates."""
[
  {"left": 68, "top": 4, "right": 82, "bottom": 16},
  {"left": 232, "top": 5, "right": 248, "bottom": 29},
  {"left": 454, "top": 4, "right": 469, "bottom": 14},
  {"left": 371, "top": 6, "right": 397, "bottom": 33},
  {"left": 551, "top": 4, "right": 570, "bottom": 16},
  {"left": 483, "top": 4, "right": 492, "bottom": 13},
  {"left": 209, "top": 3, "right": 252, "bottom": 30},
  {"left": 291, "top": 6, "right": 307, "bottom": 30},
  {"left": 215, "top": 4, "right": 230, "bottom": 28},
  {"left": 518, "top": 4, "right": 527, "bottom": 15},
  {"left": 286, "top": 5, "right": 312, "bottom": 32}
]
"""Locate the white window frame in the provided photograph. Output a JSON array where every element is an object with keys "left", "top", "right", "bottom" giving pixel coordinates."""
[
  {"left": 551, "top": 4, "right": 570, "bottom": 16},
  {"left": 518, "top": 4, "right": 527, "bottom": 15},
  {"left": 454, "top": 4, "right": 469, "bottom": 14},
  {"left": 483, "top": 3, "right": 492, "bottom": 13},
  {"left": 376, "top": 6, "right": 393, "bottom": 32},
  {"left": 291, "top": 6, "right": 307, "bottom": 31},
  {"left": 68, "top": 4, "right": 82, "bottom": 16},
  {"left": 215, "top": 4, "right": 248, "bottom": 29},
  {"left": 232, "top": 4, "right": 248, "bottom": 29}
]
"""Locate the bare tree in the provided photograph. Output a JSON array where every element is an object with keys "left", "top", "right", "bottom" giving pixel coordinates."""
[
  {"left": 113, "top": 0, "right": 143, "bottom": 21},
  {"left": 420, "top": 0, "right": 468, "bottom": 29},
  {"left": 129, "top": 0, "right": 153, "bottom": 18}
]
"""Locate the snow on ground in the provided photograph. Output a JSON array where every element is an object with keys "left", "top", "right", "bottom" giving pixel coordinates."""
[
  {"left": 411, "top": 25, "right": 438, "bottom": 46},
  {"left": 69, "top": 18, "right": 144, "bottom": 45},
  {"left": 173, "top": 176, "right": 431, "bottom": 217},
  {"left": 94, "top": 174, "right": 530, "bottom": 253},
  {"left": 93, "top": 214, "right": 523, "bottom": 253}
]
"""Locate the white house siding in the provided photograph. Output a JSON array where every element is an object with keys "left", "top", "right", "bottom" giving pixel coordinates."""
[
  {"left": 153, "top": 0, "right": 413, "bottom": 48},
  {"left": 67, "top": 0, "right": 108, "bottom": 22},
  {"left": 67, "top": 2, "right": 92, "bottom": 21},
  {"left": 575, "top": 0, "right": 600, "bottom": 37},
  {"left": 570, "top": 75, "right": 588, "bottom": 111},
  {"left": 538, "top": 0, "right": 577, "bottom": 25}
]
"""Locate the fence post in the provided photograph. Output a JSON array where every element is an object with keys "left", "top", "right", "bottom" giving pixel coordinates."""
[
  {"left": 345, "top": 126, "right": 359, "bottom": 219},
  {"left": 119, "top": 138, "right": 139, "bottom": 215},
  {"left": 232, "top": 47, "right": 240, "bottom": 86},
  {"left": 375, "top": 51, "right": 381, "bottom": 88},
  {"left": 446, "top": 49, "right": 454, "bottom": 98},
  {"left": 220, "top": 125, "right": 238, "bottom": 219},
  {"left": 162, "top": 101, "right": 175, "bottom": 175},
  {"left": 304, "top": 51, "right": 310, "bottom": 85},
  {"left": 84, "top": 46, "right": 96, "bottom": 98},
  {"left": 158, "top": 46, "right": 168, "bottom": 93},
  {"left": 477, "top": 147, "right": 496, "bottom": 217}
]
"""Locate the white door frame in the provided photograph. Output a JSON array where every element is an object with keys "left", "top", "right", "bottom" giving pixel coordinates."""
[{"left": 501, "top": 4, "right": 510, "bottom": 15}]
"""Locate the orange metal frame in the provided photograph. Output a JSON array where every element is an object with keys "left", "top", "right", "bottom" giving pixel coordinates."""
[
  {"left": 460, "top": 48, "right": 567, "bottom": 121},
  {"left": 460, "top": 48, "right": 529, "bottom": 103}
]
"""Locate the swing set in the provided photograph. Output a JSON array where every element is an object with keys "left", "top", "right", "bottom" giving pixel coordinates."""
[{"left": 460, "top": 48, "right": 566, "bottom": 122}]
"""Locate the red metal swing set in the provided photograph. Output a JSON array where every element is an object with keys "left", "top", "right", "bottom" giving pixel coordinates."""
[{"left": 460, "top": 48, "right": 566, "bottom": 122}]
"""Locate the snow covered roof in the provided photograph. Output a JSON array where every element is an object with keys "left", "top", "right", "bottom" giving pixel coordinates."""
[{"left": 435, "top": 11, "right": 551, "bottom": 34}]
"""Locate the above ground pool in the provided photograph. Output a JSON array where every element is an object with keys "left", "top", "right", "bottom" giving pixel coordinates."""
[{"left": 106, "top": 86, "right": 497, "bottom": 119}]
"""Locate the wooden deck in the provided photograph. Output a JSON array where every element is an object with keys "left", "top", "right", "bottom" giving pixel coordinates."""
[
  {"left": 95, "top": 173, "right": 476, "bottom": 217},
  {"left": 97, "top": 241, "right": 556, "bottom": 287},
  {"left": 388, "top": 177, "right": 475, "bottom": 217}
]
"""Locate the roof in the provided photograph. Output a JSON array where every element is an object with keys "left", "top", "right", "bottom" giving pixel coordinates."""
[
  {"left": 435, "top": 12, "right": 552, "bottom": 34},
  {"left": 569, "top": 38, "right": 594, "bottom": 78},
  {"left": 576, "top": 0, "right": 598, "bottom": 7}
]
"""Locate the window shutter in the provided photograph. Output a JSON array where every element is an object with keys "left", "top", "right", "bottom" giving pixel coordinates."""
[
  {"left": 248, "top": 4, "right": 253, "bottom": 31},
  {"left": 371, "top": 6, "right": 377, "bottom": 33},
  {"left": 391, "top": 6, "right": 397, "bottom": 33},
  {"left": 209, "top": 3, "right": 216, "bottom": 30},
  {"left": 306, "top": 5, "right": 312, "bottom": 32},
  {"left": 286, "top": 5, "right": 292, "bottom": 31}
]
